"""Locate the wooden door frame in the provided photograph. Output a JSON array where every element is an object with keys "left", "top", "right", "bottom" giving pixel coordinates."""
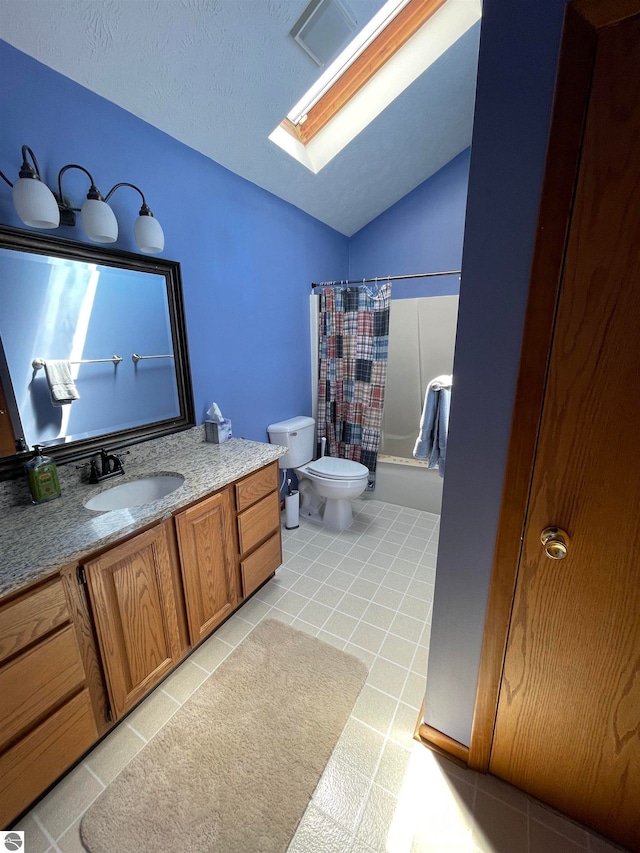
[{"left": 468, "top": 0, "right": 640, "bottom": 772}]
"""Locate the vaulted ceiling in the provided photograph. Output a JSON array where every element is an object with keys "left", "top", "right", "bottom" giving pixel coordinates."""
[{"left": 0, "top": 0, "right": 480, "bottom": 236}]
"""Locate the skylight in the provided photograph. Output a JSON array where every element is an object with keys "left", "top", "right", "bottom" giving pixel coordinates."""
[
  {"left": 286, "top": 0, "right": 411, "bottom": 127},
  {"left": 270, "top": 0, "right": 482, "bottom": 174}
]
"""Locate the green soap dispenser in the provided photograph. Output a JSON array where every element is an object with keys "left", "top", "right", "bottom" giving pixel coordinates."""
[{"left": 25, "top": 445, "right": 61, "bottom": 504}]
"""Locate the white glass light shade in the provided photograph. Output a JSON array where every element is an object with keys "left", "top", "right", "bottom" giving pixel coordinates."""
[
  {"left": 134, "top": 214, "right": 164, "bottom": 254},
  {"left": 81, "top": 198, "right": 118, "bottom": 243},
  {"left": 12, "top": 178, "right": 60, "bottom": 229}
]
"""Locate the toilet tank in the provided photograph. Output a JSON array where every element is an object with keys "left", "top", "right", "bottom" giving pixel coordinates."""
[{"left": 267, "top": 416, "right": 315, "bottom": 469}]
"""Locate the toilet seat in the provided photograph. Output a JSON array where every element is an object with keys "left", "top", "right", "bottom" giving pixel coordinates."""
[
  {"left": 305, "top": 457, "right": 369, "bottom": 480},
  {"left": 297, "top": 455, "right": 369, "bottom": 530}
]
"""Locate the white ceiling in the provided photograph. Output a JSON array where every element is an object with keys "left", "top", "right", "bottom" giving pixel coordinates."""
[{"left": 0, "top": 0, "right": 480, "bottom": 236}]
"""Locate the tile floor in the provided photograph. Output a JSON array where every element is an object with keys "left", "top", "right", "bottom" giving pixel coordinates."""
[{"left": 12, "top": 499, "right": 628, "bottom": 853}]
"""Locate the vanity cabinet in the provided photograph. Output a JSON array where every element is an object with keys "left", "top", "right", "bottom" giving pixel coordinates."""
[
  {"left": 0, "top": 459, "right": 283, "bottom": 827},
  {"left": 83, "top": 466, "right": 281, "bottom": 719},
  {"left": 235, "top": 462, "right": 282, "bottom": 597},
  {"left": 0, "top": 573, "right": 100, "bottom": 827},
  {"left": 83, "top": 520, "right": 184, "bottom": 720},
  {"left": 175, "top": 487, "right": 239, "bottom": 645}
]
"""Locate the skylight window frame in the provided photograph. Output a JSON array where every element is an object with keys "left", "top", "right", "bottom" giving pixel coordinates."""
[
  {"left": 283, "top": 0, "right": 449, "bottom": 146},
  {"left": 287, "top": 0, "right": 411, "bottom": 125}
]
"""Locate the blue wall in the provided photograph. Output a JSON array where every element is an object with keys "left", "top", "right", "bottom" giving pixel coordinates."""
[
  {"left": 349, "top": 149, "right": 470, "bottom": 299},
  {"left": 0, "top": 40, "right": 349, "bottom": 442},
  {"left": 424, "top": 0, "right": 568, "bottom": 745}
]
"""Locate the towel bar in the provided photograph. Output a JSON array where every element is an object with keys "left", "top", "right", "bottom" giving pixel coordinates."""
[
  {"left": 131, "top": 353, "right": 174, "bottom": 363},
  {"left": 32, "top": 355, "right": 123, "bottom": 370}
]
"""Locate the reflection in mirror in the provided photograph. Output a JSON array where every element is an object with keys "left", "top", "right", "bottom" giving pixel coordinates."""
[{"left": 0, "top": 226, "right": 194, "bottom": 478}]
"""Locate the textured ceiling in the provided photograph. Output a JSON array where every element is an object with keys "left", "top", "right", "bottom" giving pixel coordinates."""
[{"left": 0, "top": 0, "right": 480, "bottom": 236}]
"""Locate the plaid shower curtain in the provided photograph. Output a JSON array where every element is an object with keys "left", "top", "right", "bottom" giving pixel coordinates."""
[{"left": 317, "top": 282, "right": 391, "bottom": 489}]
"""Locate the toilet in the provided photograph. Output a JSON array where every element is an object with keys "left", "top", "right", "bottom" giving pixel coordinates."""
[{"left": 267, "top": 416, "right": 369, "bottom": 530}]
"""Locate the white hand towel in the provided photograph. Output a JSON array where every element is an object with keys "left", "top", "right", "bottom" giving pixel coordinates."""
[
  {"left": 44, "top": 360, "right": 80, "bottom": 406},
  {"left": 430, "top": 374, "right": 453, "bottom": 391},
  {"left": 413, "top": 375, "right": 453, "bottom": 473}
]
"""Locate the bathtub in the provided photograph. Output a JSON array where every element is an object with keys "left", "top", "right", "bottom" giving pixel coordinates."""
[
  {"left": 365, "top": 453, "right": 444, "bottom": 514},
  {"left": 309, "top": 292, "right": 456, "bottom": 516}
]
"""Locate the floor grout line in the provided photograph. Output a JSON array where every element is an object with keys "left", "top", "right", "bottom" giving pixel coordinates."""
[
  {"left": 32, "top": 812, "right": 60, "bottom": 852},
  {"left": 124, "top": 720, "right": 150, "bottom": 744},
  {"left": 82, "top": 762, "right": 107, "bottom": 788},
  {"left": 47, "top": 777, "right": 108, "bottom": 849}
]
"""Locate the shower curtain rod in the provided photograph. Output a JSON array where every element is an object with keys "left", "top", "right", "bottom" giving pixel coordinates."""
[{"left": 310, "top": 270, "right": 461, "bottom": 288}]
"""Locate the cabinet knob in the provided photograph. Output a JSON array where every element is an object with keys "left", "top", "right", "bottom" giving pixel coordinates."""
[{"left": 540, "top": 527, "right": 570, "bottom": 560}]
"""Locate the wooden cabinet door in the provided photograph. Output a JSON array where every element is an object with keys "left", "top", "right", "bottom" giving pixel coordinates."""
[
  {"left": 84, "top": 521, "right": 182, "bottom": 719},
  {"left": 175, "top": 488, "right": 239, "bottom": 645},
  {"left": 489, "top": 14, "right": 640, "bottom": 851}
]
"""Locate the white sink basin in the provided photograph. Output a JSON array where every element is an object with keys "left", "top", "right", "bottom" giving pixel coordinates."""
[{"left": 84, "top": 475, "right": 185, "bottom": 512}]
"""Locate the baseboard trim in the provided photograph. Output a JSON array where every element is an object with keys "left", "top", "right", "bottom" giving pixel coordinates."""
[{"left": 414, "top": 705, "right": 470, "bottom": 768}]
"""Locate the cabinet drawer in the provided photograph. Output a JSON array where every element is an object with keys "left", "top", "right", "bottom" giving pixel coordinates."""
[
  {"left": 0, "top": 578, "right": 70, "bottom": 666},
  {"left": 237, "top": 491, "right": 280, "bottom": 555},
  {"left": 240, "top": 533, "right": 282, "bottom": 597},
  {"left": 235, "top": 463, "right": 278, "bottom": 512},
  {"left": 0, "top": 624, "right": 85, "bottom": 751},
  {"left": 0, "top": 688, "right": 97, "bottom": 828}
]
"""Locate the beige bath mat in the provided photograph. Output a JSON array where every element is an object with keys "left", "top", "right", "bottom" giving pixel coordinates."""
[{"left": 81, "top": 619, "right": 367, "bottom": 852}]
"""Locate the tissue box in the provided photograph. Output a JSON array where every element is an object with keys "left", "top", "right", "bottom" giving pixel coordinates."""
[{"left": 205, "top": 419, "right": 232, "bottom": 443}]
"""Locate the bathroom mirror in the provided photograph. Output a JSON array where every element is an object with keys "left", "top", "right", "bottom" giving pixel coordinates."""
[{"left": 0, "top": 225, "right": 194, "bottom": 479}]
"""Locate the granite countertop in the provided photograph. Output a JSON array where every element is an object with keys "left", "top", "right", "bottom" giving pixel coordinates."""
[{"left": 0, "top": 426, "right": 286, "bottom": 599}]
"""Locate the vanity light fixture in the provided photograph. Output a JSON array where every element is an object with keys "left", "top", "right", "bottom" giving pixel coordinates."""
[{"left": 0, "top": 145, "right": 164, "bottom": 253}]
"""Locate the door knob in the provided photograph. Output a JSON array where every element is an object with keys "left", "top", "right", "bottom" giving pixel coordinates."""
[{"left": 540, "top": 527, "right": 570, "bottom": 560}]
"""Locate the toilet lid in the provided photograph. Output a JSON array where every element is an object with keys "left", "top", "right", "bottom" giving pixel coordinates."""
[{"left": 306, "top": 457, "right": 369, "bottom": 479}]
